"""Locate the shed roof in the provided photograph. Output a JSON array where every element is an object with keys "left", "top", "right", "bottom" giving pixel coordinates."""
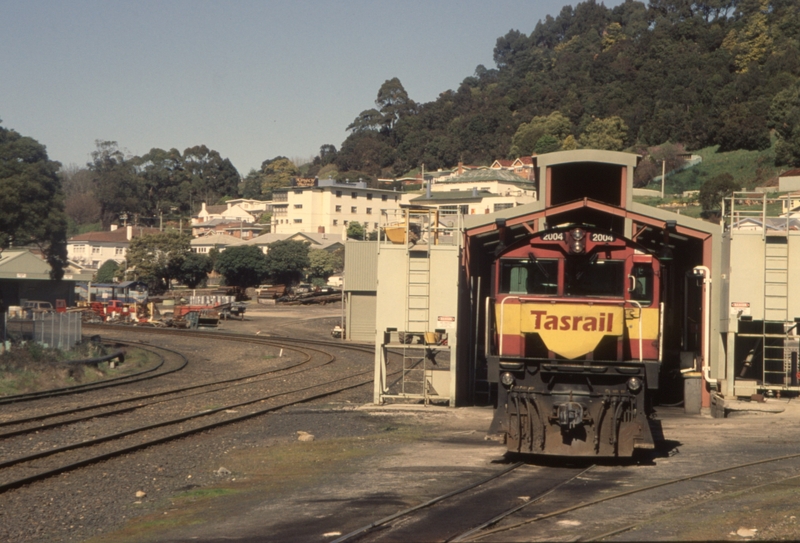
[{"left": 0, "top": 249, "right": 93, "bottom": 280}]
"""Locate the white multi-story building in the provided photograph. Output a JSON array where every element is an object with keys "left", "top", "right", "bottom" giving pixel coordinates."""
[
  {"left": 271, "top": 179, "right": 405, "bottom": 236},
  {"left": 428, "top": 168, "right": 536, "bottom": 201}
]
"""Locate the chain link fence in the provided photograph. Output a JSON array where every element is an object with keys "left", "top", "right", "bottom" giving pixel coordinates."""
[{"left": 3, "top": 312, "right": 82, "bottom": 350}]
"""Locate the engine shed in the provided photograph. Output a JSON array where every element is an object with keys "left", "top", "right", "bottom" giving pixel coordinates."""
[{"left": 369, "top": 149, "right": 740, "bottom": 412}]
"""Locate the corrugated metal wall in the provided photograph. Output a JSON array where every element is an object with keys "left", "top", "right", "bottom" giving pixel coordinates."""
[
  {"left": 347, "top": 293, "right": 376, "bottom": 341},
  {"left": 344, "top": 241, "right": 378, "bottom": 291},
  {"left": 344, "top": 241, "right": 378, "bottom": 342}
]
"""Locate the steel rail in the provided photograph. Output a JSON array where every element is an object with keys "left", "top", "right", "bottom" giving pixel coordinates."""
[
  {"left": 0, "top": 344, "right": 335, "bottom": 471},
  {"left": 331, "top": 462, "right": 526, "bottom": 543},
  {"left": 0, "top": 342, "right": 318, "bottom": 438},
  {"left": 0, "top": 338, "right": 314, "bottom": 433},
  {"left": 462, "top": 452, "right": 800, "bottom": 541},
  {"left": 0, "top": 343, "right": 376, "bottom": 494},
  {"left": 449, "top": 464, "right": 595, "bottom": 542},
  {"left": 87, "top": 323, "right": 378, "bottom": 354}
]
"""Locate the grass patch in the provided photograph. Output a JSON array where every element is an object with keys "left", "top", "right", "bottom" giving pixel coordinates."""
[
  {"left": 0, "top": 342, "right": 161, "bottom": 396},
  {"left": 641, "top": 144, "right": 784, "bottom": 196}
]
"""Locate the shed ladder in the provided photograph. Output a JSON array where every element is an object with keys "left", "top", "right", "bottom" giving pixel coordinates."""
[
  {"left": 406, "top": 251, "right": 431, "bottom": 333},
  {"left": 763, "top": 236, "right": 789, "bottom": 385},
  {"left": 402, "top": 249, "right": 432, "bottom": 400}
]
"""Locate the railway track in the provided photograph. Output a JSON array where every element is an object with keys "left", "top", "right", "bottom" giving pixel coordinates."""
[
  {"left": 0, "top": 328, "right": 377, "bottom": 497},
  {"left": 328, "top": 448, "right": 800, "bottom": 542}
]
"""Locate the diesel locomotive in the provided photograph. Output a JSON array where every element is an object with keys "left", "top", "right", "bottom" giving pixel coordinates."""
[{"left": 487, "top": 224, "right": 663, "bottom": 456}]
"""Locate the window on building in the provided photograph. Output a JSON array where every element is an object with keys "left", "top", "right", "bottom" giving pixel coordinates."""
[
  {"left": 333, "top": 219, "right": 338, "bottom": 226},
  {"left": 367, "top": 193, "right": 373, "bottom": 200},
  {"left": 335, "top": 205, "right": 341, "bottom": 212},
  {"left": 374, "top": 222, "right": 378, "bottom": 229},
  {"left": 294, "top": 189, "right": 303, "bottom": 194},
  {"left": 74, "top": 245, "right": 85, "bottom": 253},
  {"left": 366, "top": 208, "right": 372, "bottom": 214},
  {"left": 351, "top": 206, "right": 357, "bottom": 213},
  {"left": 115, "top": 247, "right": 124, "bottom": 255},
  {"left": 92, "top": 247, "right": 101, "bottom": 254},
  {"left": 494, "top": 203, "right": 514, "bottom": 212},
  {"left": 336, "top": 190, "right": 342, "bottom": 198},
  {"left": 294, "top": 204, "right": 303, "bottom": 209},
  {"left": 351, "top": 192, "right": 357, "bottom": 199},
  {"left": 381, "top": 195, "right": 387, "bottom": 201},
  {"left": 343, "top": 220, "right": 349, "bottom": 226},
  {"left": 294, "top": 218, "right": 302, "bottom": 223}
]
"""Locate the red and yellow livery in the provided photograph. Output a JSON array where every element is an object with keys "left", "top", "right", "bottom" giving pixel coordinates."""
[{"left": 488, "top": 225, "right": 663, "bottom": 456}]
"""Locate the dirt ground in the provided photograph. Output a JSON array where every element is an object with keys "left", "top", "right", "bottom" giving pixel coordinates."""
[{"left": 24, "top": 302, "right": 800, "bottom": 542}]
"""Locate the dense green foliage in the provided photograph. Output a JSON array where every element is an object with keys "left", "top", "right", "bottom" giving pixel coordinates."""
[
  {"left": 0, "top": 121, "right": 68, "bottom": 279},
  {"left": 176, "top": 252, "right": 213, "bottom": 289},
  {"left": 307, "top": 248, "right": 343, "bottom": 282},
  {"left": 123, "top": 232, "right": 191, "bottom": 294},
  {"left": 214, "top": 245, "right": 270, "bottom": 289},
  {"left": 84, "top": 141, "right": 240, "bottom": 229},
  {"left": 95, "top": 259, "right": 120, "bottom": 283},
  {"left": 325, "top": 0, "right": 800, "bottom": 177},
  {"left": 346, "top": 221, "right": 366, "bottom": 240},
  {"left": 264, "top": 240, "right": 310, "bottom": 285},
  {"left": 699, "top": 172, "right": 740, "bottom": 211}
]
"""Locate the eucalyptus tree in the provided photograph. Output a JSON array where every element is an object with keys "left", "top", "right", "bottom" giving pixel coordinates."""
[{"left": 0, "top": 120, "right": 68, "bottom": 278}]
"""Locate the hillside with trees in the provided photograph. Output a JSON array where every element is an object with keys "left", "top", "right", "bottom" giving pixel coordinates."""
[{"left": 317, "top": 0, "right": 800, "bottom": 182}]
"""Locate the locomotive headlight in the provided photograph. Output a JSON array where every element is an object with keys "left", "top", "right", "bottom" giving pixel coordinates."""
[
  {"left": 501, "top": 372, "right": 515, "bottom": 387},
  {"left": 570, "top": 228, "right": 586, "bottom": 254},
  {"left": 627, "top": 377, "right": 642, "bottom": 393}
]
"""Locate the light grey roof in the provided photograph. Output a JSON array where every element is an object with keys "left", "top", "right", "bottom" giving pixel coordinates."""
[
  {"left": 409, "top": 190, "right": 498, "bottom": 204},
  {"left": 189, "top": 233, "right": 244, "bottom": 246},
  {"left": 244, "top": 233, "right": 291, "bottom": 246},
  {"left": 0, "top": 249, "right": 93, "bottom": 280}
]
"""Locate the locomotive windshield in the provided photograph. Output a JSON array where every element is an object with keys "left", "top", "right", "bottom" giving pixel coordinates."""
[
  {"left": 499, "top": 259, "right": 558, "bottom": 295},
  {"left": 564, "top": 257, "right": 625, "bottom": 298}
]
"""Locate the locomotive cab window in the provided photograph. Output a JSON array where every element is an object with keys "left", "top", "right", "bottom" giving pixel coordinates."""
[
  {"left": 629, "top": 263, "right": 654, "bottom": 305},
  {"left": 500, "top": 259, "right": 558, "bottom": 295},
  {"left": 564, "top": 257, "right": 625, "bottom": 298}
]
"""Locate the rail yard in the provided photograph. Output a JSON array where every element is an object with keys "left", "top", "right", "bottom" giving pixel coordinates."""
[{"left": 0, "top": 303, "right": 799, "bottom": 542}]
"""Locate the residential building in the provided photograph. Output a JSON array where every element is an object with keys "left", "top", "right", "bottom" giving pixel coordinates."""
[
  {"left": 67, "top": 225, "right": 160, "bottom": 270},
  {"left": 191, "top": 219, "right": 264, "bottom": 239},
  {"left": 271, "top": 179, "right": 404, "bottom": 236},
  {"left": 427, "top": 168, "right": 536, "bottom": 201},
  {"left": 406, "top": 189, "right": 523, "bottom": 216},
  {"left": 190, "top": 233, "right": 243, "bottom": 254},
  {"left": 244, "top": 231, "right": 344, "bottom": 254},
  {"left": 490, "top": 156, "right": 534, "bottom": 180},
  {"left": 193, "top": 200, "right": 266, "bottom": 225}
]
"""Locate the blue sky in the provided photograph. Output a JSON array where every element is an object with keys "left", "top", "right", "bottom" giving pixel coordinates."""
[{"left": 1, "top": 0, "right": 623, "bottom": 174}]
